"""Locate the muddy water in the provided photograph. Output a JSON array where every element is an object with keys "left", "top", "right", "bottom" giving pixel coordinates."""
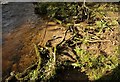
[{"left": 2, "top": 2, "right": 39, "bottom": 79}]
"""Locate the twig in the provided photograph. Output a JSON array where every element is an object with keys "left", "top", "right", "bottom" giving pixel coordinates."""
[
  {"left": 86, "top": 40, "right": 111, "bottom": 43},
  {"left": 40, "top": 20, "right": 50, "bottom": 46},
  {"left": 57, "top": 28, "right": 69, "bottom": 47}
]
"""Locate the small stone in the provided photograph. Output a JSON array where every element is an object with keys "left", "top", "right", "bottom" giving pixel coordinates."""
[{"left": 10, "top": 71, "right": 15, "bottom": 76}]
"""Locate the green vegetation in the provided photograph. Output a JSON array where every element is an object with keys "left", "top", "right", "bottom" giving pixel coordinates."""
[
  {"left": 73, "top": 47, "right": 118, "bottom": 80},
  {"left": 34, "top": 2, "right": 95, "bottom": 24},
  {"left": 6, "top": 2, "right": 119, "bottom": 81}
]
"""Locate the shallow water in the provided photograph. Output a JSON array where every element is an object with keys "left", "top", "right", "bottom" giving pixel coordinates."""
[{"left": 2, "top": 2, "right": 38, "bottom": 80}]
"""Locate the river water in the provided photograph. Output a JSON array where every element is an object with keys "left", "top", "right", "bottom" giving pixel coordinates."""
[
  {"left": 2, "top": 2, "right": 38, "bottom": 80},
  {"left": 2, "top": 2, "right": 37, "bottom": 33}
]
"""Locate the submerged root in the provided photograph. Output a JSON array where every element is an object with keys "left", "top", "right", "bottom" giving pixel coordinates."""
[{"left": 6, "top": 45, "right": 57, "bottom": 82}]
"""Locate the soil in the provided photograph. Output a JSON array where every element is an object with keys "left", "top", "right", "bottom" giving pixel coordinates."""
[
  {"left": 2, "top": 18, "right": 70, "bottom": 80},
  {"left": 2, "top": 17, "right": 90, "bottom": 81},
  {"left": 2, "top": 3, "right": 119, "bottom": 82}
]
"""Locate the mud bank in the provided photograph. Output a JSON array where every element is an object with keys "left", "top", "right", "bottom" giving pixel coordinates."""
[{"left": 2, "top": 2, "right": 67, "bottom": 80}]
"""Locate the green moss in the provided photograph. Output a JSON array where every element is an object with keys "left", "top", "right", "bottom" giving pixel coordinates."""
[{"left": 73, "top": 47, "right": 118, "bottom": 80}]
